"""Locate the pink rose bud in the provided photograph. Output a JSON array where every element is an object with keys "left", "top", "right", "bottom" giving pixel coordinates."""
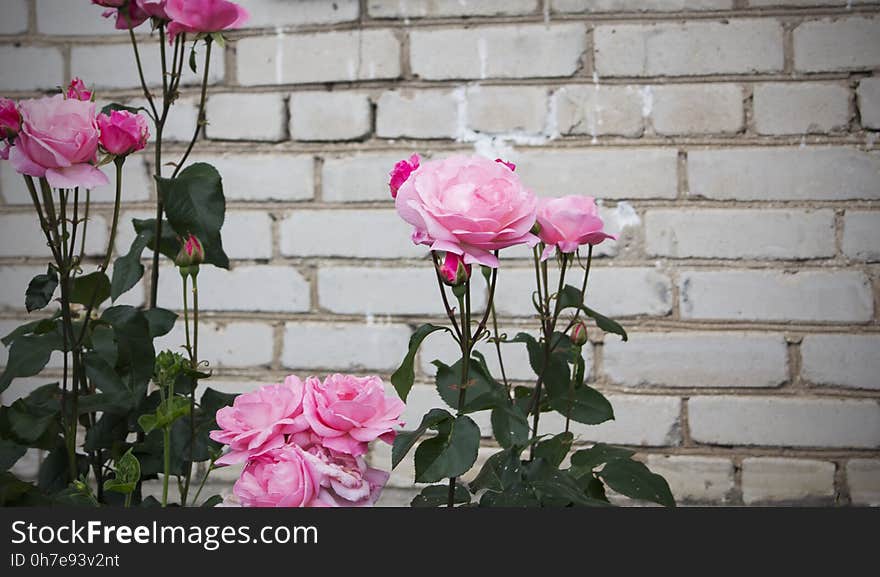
[
  {"left": 175, "top": 234, "right": 205, "bottom": 267},
  {"left": 97, "top": 0, "right": 150, "bottom": 29},
  {"left": 97, "top": 109, "right": 149, "bottom": 156},
  {"left": 536, "top": 195, "right": 617, "bottom": 261},
  {"left": 136, "top": 0, "right": 169, "bottom": 19},
  {"left": 165, "top": 0, "right": 250, "bottom": 40},
  {"left": 0, "top": 97, "right": 20, "bottom": 139},
  {"left": 389, "top": 153, "right": 420, "bottom": 199},
  {"left": 66, "top": 78, "right": 92, "bottom": 102},
  {"left": 571, "top": 321, "right": 588, "bottom": 347},
  {"left": 495, "top": 158, "right": 516, "bottom": 171},
  {"left": 438, "top": 252, "right": 471, "bottom": 287}
]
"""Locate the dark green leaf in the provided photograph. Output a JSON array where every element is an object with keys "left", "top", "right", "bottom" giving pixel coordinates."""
[
  {"left": 391, "top": 408, "right": 451, "bottom": 469},
  {"left": 570, "top": 443, "right": 635, "bottom": 471},
  {"left": 414, "top": 414, "right": 480, "bottom": 483},
  {"left": 38, "top": 444, "right": 87, "bottom": 493},
  {"left": 83, "top": 352, "right": 128, "bottom": 397},
  {"left": 111, "top": 232, "right": 148, "bottom": 301},
  {"left": 1, "top": 313, "right": 61, "bottom": 347},
  {"left": 533, "top": 432, "right": 573, "bottom": 468},
  {"left": 584, "top": 475, "right": 609, "bottom": 502},
  {"left": 143, "top": 308, "right": 177, "bottom": 338},
  {"left": 0, "top": 330, "right": 63, "bottom": 394},
  {"left": 434, "top": 357, "right": 503, "bottom": 413},
  {"left": 101, "top": 306, "right": 155, "bottom": 396},
  {"left": 469, "top": 448, "right": 522, "bottom": 494},
  {"left": 545, "top": 379, "right": 614, "bottom": 426},
  {"left": 70, "top": 271, "right": 111, "bottom": 307},
  {"left": 101, "top": 103, "right": 141, "bottom": 116},
  {"left": 0, "top": 472, "right": 49, "bottom": 506},
  {"left": 411, "top": 483, "right": 470, "bottom": 507},
  {"left": 103, "top": 448, "right": 140, "bottom": 495},
  {"left": 391, "top": 324, "right": 447, "bottom": 401},
  {"left": 0, "top": 439, "right": 27, "bottom": 471},
  {"left": 490, "top": 401, "right": 529, "bottom": 449},
  {"left": 189, "top": 45, "right": 198, "bottom": 74},
  {"left": 201, "top": 494, "right": 223, "bottom": 508},
  {"left": 526, "top": 459, "right": 609, "bottom": 507},
  {"left": 84, "top": 413, "right": 129, "bottom": 452},
  {"left": 90, "top": 324, "right": 117, "bottom": 367},
  {"left": 157, "top": 162, "right": 229, "bottom": 269},
  {"left": 599, "top": 458, "right": 675, "bottom": 507},
  {"left": 25, "top": 266, "right": 58, "bottom": 312},
  {"left": 133, "top": 218, "right": 180, "bottom": 261}
]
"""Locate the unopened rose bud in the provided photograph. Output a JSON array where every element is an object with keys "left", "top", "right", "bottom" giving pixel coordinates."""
[
  {"left": 66, "top": 77, "right": 93, "bottom": 101},
  {"left": 175, "top": 234, "right": 204, "bottom": 268},
  {"left": 571, "top": 321, "right": 588, "bottom": 347},
  {"left": 439, "top": 252, "right": 471, "bottom": 287},
  {"left": 389, "top": 153, "right": 420, "bottom": 199}
]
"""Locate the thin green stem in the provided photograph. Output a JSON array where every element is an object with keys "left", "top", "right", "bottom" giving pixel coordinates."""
[
  {"left": 448, "top": 283, "right": 471, "bottom": 508},
  {"left": 173, "top": 37, "right": 212, "bottom": 178},
  {"left": 102, "top": 159, "right": 125, "bottom": 272},
  {"left": 181, "top": 273, "right": 200, "bottom": 506},
  {"left": 192, "top": 457, "right": 217, "bottom": 506},
  {"left": 431, "top": 252, "right": 463, "bottom": 343},
  {"left": 126, "top": 20, "right": 158, "bottom": 121},
  {"left": 78, "top": 189, "right": 90, "bottom": 264},
  {"left": 162, "top": 426, "right": 171, "bottom": 507}
]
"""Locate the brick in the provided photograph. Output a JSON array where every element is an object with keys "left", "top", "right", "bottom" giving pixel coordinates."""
[
  {"left": 843, "top": 211, "right": 880, "bottom": 262},
  {"left": 644, "top": 209, "right": 836, "bottom": 260},
  {"left": 206, "top": 93, "right": 287, "bottom": 142},
  {"left": 0, "top": 46, "right": 64, "bottom": 91},
  {"left": 317, "top": 266, "right": 487, "bottom": 316},
  {"left": 280, "top": 210, "right": 425, "bottom": 259},
  {"left": 321, "top": 152, "right": 409, "bottom": 202},
  {"left": 71, "top": 41, "right": 225, "bottom": 89},
  {"left": 847, "top": 459, "right": 880, "bottom": 506},
  {"left": 0, "top": 0, "right": 28, "bottom": 35},
  {"left": 282, "top": 322, "right": 412, "bottom": 372},
  {"left": 158, "top": 265, "right": 310, "bottom": 312},
  {"left": 650, "top": 84, "right": 743, "bottom": 135},
  {"left": 680, "top": 270, "right": 873, "bottom": 322},
  {"left": 644, "top": 455, "right": 735, "bottom": 503},
  {"left": 688, "top": 396, "right": 880, "bottom": 448},
  {"left": 10, "top": 449, "right": 41, "bottom": 481},
  {"left": 687, "top": 148, "right": 880, "bottom": 201},
  {"left": 466, "top": 86, "right": 547, "bottom": 135},
  {"left": 369, "top": 0, "right": 539, "bottom": 18},
  {"left": 222, "top": 212, "right": 273, "bottom": 260},
  {"left": 595, "top": 20, "right": 783, "bottom": 77},
  {"left": 154, "top": 322, "right": 274, "bottom": 368},
  {"left": 554, "top": 85, "right": 644, "bottom": 137},
  {"left": 794, "top": 17, "right": 880, "bottom": 72},
  {"left": 749, "top": 0, "right": 848, "bottom": 5},
  {"left": 493, "top": 267, "right": 672, "bottom": 318},
  {"left": 409, "top": 24, "right": 586, "bottom": 80},
  {"left": 801, "top": 335, "right": 880, "bottom": 391},
  {"left": 376, "top": 90, "right": 459, "bottom": 139},
  {"left": 289, "top": 91, "right": 371, "bottom": 142},
  {"left": 234, "top": 0, "right": 359, "bottom": 28},
  {"left": 0, "top": 213, "right": 108, "bottom": 258},
  {"left": 552, "top": 0, "right": 733, "bottom": 11},
  {"left": 515, "top": 149, "right": 678, "bottom": 199},
  {"left": 754, "top": 82, "right": 850, "bottom": 135},
  {"left": 742, "top": 458, "right": 835, "bottom": 504},
  {"left": 603, "top": 332, "right": 788, "bottom": 388},
  {"left": 859, "top": 77, "right": 880, "bottom": 130},
  {"left": 236, "top": 29, "right": 400, "bottom": 86},
  {"left": 188, "top": 153, "right": 314, "bottom": 202},
  {"left": 37, "top": 0, "right": 127, "bottom": 35},
  {"left": 539, "top": 394, "right": 682, "bottom": 446}
]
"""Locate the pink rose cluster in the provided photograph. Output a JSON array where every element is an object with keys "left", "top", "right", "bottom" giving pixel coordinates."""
[
  {"left": 210, "top": 374, "right": 405, "bottom": 508},
  {"left": 94, "top": 0, "right": 249, "bottom": 37},
  {"left": 0, "top": 79, "right": 149, "bottom": 189},
  {"left": 390, "top": 154, "right": 616, "bottom": 265}
]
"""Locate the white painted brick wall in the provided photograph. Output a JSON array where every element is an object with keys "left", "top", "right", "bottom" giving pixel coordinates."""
[
  {"left": 37, "top": 0, "right": 126, "bottom": 36},
  {"left": 235, "top": 0, "right": 360, "bottom": 28},
  {"left": 223, "top": 211, "right": 274, "bottom": 260},
  {"left": 650, "top": 84, "right": 744, "bottom": 135},
  {"left": 644, "top": 209, "right": 836, "bottom": 260},
  {"left": 282, "top": 322, "right": 412, "bottom": 372},
  {"left": 644, "top": 455, "right": 735, "bottom": 503},
  {"left": 603, "top": 332, "right": 788, "bottom": 388},
  {"left": 0, "top": 213, "right": 108, "bottom": 258},
  {"left": 847, "top": 459, "right": 880, "bottom": 506},
  {"left": 289, "top": 91, "right": 372, "bottom": 142},
  {"left": 206, "top": 93, "right": 286, "bottom": 142},
  {"left": 753, "top": 82, "right": 851, "bottom": 135},
  {"left": 189, "top": 153, "right": 314, "bottom": 202},
  {"left": 155, "top": 321, "right": 274, "bottom": 368},
  {"left": 466, "top": 86, "right": 548, "bottom": 135},
  {"left": 801, "top": 335, "right": 880, "bottom": 391},
  {"left": 376, "top": 90, "right": 459, "bottom": 139},
  {"left": 688, "top": 396, "right": 880, "bottom": 448},
  {"left": 842, "top": 211, "right": 880, "bottom": 262},
  {"left": 0, "top": 46, "right": 64, "bottom": 91},
  {"left": 741, "top": 458, "right": 836, "bottom": 504},
  {"left": 859, "top": 77, "right": 880, "bottom": 130},
  {"left": 0, "top": 0, "right": 28, "bottom": 35},
  {"left": 793, "top": 17, "right": 880, "bottom": 72},
  {"left": 369, "top": 0, "right": 539, "bottom": 18},
  {"left": 553, "top": 85, "right": 644, "bottom": 137},
  {"left": 553, "top": 0, "right": 733, "bottom": 12}
]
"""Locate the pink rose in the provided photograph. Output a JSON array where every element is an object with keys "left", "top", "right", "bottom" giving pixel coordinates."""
[
  {"left": 495, "top": 158, "right": 516, "bottom": 171},
  {"left": 536, "top": 196, "right": 616, "bottom": 261},
  {"left": 0, "top": 98, "right": 21, "bottom": 139},
  {"left": 439, "top": 252, "right": 470, "bottom": 287},
  {"left": 97, "top": 109, "right": 149, "bottom": 156},
  {"left": 165, "top": 0, "right": 249, "bottom": 40},
  {"left": 302, "top": 374, "right": 405, "bottom": 457},
  {"left": 394, "top": 154, "right": 539, "bottom": 268},
  {"left": 92, "top": 0, "right": 126, "bottom": 6},
  {"left": 305, "top": 447, "right": 388, "bottom": 507},
  {"left": 389, "top": 153, "right": 419, "bottom": 198},
  {"left": 98, "top": 0, "right": 149, "bottom": 29},
  {"left": 66, "top": 78, "right": 92, "bottom": 102},
  {"left": 9, "top": 95, "right": 109, "bottom": 189},
  {"left": 210, "top": 376, "right": 310, "bottom": 466},
  {"left": 136, "top": 0, "right": 168, "bottom": 19},
  {"left": 233, "top": 446, "right": 322, "bottom": 507}
]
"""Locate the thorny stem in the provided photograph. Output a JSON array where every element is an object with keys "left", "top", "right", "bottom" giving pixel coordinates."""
[{"left": 448, "top": 284, "right": 471, "bottom": 508}]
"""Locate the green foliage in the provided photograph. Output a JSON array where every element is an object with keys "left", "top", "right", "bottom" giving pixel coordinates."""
[
  {"left": 411, "top": 483, "right": 471, "bottom": 507},
  {"left": 390, "top": 324, "right": 447, "bottom": 401},
  {"left": 25, "top": 266, "right": 58, "bottom": 312}
]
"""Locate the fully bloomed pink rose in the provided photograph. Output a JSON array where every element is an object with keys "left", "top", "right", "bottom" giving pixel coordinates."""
[
  {"left": 394, "top": 155, "right": 539, "bottom": 268},
  {"left": 98, "top": 109, "right": 149, "bottom": 156},
  {"left": 233, "top": 446, "right": 322, "bottom": 507},
  {"left": 305, "top": 447, "right": 389, "bottom": 507},
  {"left": 302, "top": 374, "right": 405, "bottom": 457},
  {"left": 389, "top": 153, "right": 419, "bottom": 198},
  {"left": 210, "top": 376, "right": 309, "bottom": 466},
  {"left": 9, "top": 95, "right": 109, "bottom": 189},
  {"left": 536, "top": 196, "right": 616, "bottom": 261},
  {"left": 165, "top": 0, "right": 249, "bottom": 40},
  {"left": 66, "top": 78, "right": 92, "bottom": 102}
]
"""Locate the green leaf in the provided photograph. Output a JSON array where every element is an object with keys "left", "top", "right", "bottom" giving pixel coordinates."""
[
  {"left": 570, "top": 443, "right": 635, "bottom": 471},
  {"left": 391, "top": 408, "right": 452, "bottom": 469},
  {"left": 138, "top": 396, "right": 190, "bottom": 434},
  {"left": 533, "top": 432, "right": 574, "bottom": 468},
  {"left": 434, "top": 357, "right": 503, "bottom": 413},
  {"left": 545, "top": 379, "right": 614, "bottom": 426},
  {"left": 133, "top": 218, "right": 180, "bottom": 261},
  {"left": 143, "top": 308, "right": 177, "bottom": 338},
  {"left": 83, "top": 352, "right": 128, "bottom": 397},
  {"left": 101, "top": 306, "right": 155, "bottom": 396},
  {"left": 0, "top": 330, "right": 63, "bottom": 394},
  {"left": 411, "top": 483, "right": 470, "bottom": 507},
  {"left": 0, "top": 439, "right": 27, "bottom": 471},
  {"left": 111, "top": 232, "right": 148, "bottom": 301},
  {"left": 526, "top": 459, "right": 609, "bottom": 507},
  {"left": 84, "top": 413, "right": 128, "bottom": 453},
  {"left": 390, "top": 324, "right": 447, "bottom": 401},
  {"left": 559, "top": 284, "right": 628, "bottom": 341},
  {"left": 103, "top": 448, "right": 140, "bottom": 495},
  {"left": 584, "top": 475, "right": 609, "bottom": 502},
  {"left": 599, "top": 458, "right": 675, "bottom": 507},
  {"left": 137, "top": 414, "right": 158, "bottom": 435},
  {"left": 1, "top": 313, "right": 61, "bottom": 347},
  {"left": 25, "top": 266, "right": 58, "bottom": 312},
  {"left": 490, "top": 401, "right": 529, "bottom": 449},
  {"left": 414, "top": 414, "right": 480, "bottom": 483},
  {"left": 469, "top": 448, "right": 522, "bottom": 494},
  {"left": 157, "top": 162, "right": 230, "bottom": 269},
  {"left": 0, "top": 472, "right": 49, "bottom": 506},
  {"left": 101, "top": 103, "right": 141, "bottom": 116},
  {"left": 189, "top": 45, "right": 198, "bottom": 74},
  {"left": 70, "top": 271, "right": 111, "bottom": 307},
  {"left": 201, "top": 494, "right": 223, "bottom": 508},
  {"left": 90, "top": 324, "right": 117, "bottom": 367},
  {"left": 39, "top": 443, "right": 87, "bottom": 493}
]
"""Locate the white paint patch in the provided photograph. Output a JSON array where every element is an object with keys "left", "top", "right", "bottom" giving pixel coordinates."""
[
  {"left": 640, "top": 85, "right": 654, "bottom": 118},
  {"left": 612, "top": 201, "right": 640, "bottom": 230}
]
